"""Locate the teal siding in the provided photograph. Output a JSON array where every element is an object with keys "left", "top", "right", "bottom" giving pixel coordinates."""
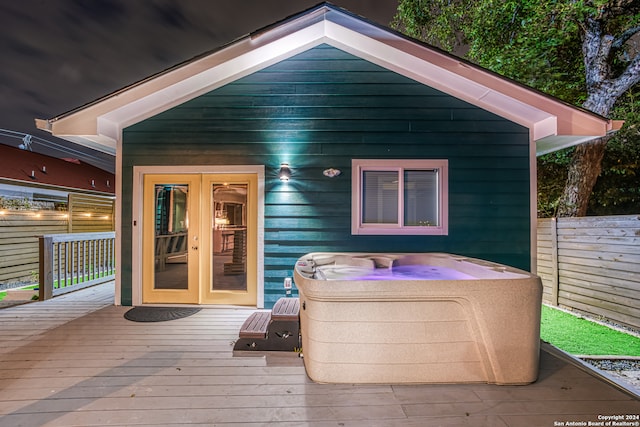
[{"left": 122, "top": 44, "right": 531, "bottom": 308}]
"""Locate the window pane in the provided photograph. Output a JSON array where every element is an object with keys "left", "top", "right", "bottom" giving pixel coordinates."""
[
  {"left": 362, "top": 171, "right": 398, "bottom": 224},
  {"left": 404, "top": 170, "right": 438, "bottom": 226},
  {"left": 154, "top": 184, "right": 189, "bottom": 290},
  {"left": 212, "top": 183, "right": 248, "bottom": 292}
]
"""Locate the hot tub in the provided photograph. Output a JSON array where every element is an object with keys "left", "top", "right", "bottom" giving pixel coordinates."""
[{"left": 293, "top": 252, "right": 542, "bottom": 385}]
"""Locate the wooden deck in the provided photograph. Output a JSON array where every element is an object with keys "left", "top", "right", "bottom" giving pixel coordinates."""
[{"left": 0, "top": 282, "right": 638, "bottom": 426}]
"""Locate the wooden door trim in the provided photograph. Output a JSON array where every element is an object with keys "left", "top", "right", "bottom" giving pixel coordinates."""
[{"left": 131, "top": 165, "right": 265, "bottom": 307}]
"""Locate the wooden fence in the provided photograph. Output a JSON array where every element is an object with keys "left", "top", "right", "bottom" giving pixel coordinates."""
[
  {"left": 0, "top": 194, "right": 114, "bottom": 285},
  {"left": 537, "top": 214, "right": 640, "bottom": 329}
]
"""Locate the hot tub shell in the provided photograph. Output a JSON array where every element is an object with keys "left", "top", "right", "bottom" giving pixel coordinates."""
[{"left": 293, "top": 252, "right": 542, "bottom": 385}]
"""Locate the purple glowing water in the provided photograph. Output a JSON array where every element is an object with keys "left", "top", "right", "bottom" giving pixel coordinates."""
[{"left": 316, "top": 264, "right": 475, "bottom": 281}]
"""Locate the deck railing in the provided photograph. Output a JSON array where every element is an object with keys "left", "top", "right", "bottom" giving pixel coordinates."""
[{"left": 38, "top": 232, "right": 116, "bottom": 300}]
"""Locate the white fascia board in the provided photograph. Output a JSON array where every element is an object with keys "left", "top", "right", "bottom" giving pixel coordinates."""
[
  {"left": 98, "top": 22, "right": 328, "bottom": 139},
  {"left": 37, "top": 115, "right": 118, "bottom": 154},
  {"left": 62, "top": 134, "right": 117, "bottom": 156},
  {"left": 323, "top": 21, "right": 558, "bottom": 141}
]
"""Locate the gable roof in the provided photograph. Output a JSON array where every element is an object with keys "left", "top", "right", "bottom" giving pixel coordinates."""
[{"left": 36, "top": 2, "right": 621, "bottom": 157}]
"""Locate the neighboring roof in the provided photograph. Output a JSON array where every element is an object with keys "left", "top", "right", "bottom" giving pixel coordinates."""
[
  {"left": 36, "top": 2, "right": 621, "bottom": 157},
  {"left": 0, "top": 144, "right": 115, "bottom": 194}
]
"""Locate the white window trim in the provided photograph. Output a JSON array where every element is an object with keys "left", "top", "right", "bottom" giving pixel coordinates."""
[{"left": 351, "top": 159, "right": 448, "bottom": 235}]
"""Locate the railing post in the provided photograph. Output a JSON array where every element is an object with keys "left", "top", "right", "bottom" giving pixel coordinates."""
[{"left": 39, "top": 235, "right": 54, "bottom": 301}]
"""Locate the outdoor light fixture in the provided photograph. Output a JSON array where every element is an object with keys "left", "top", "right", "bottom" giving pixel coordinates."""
[
  {"left": 279, "top": 163, "right": 291, "bottom": 182},
  {"left": 323, "top": 168, "right": 341, "bottom": 178}
]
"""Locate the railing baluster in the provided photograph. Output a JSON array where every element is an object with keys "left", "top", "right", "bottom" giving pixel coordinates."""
[
  {"left": 60, "top": 242, "right": 64, "bottom": 288},
  {"left": 64, "top": 241, "right": 69, "bottom": 287},
  {"left": 99, "top": 239, "right": 104, "bottom": 277},
  {"left": 56, "top": 242, "right": 61, "bottom": 290},
  {"left": 96, "top": 239, "right": 100, "bottom": 278},
  {"left": 91, "top": 240, "right": 95, "bottom": 280},
  {"left": 108, "top": 238, "right": 113, "bottom": 274},
  {"left": 76, "top": 240, "right": 80, "bottom": 284},
  {"left": 70, "top": 241, "right": 74, "bottom": 287},
  {"left": 82, "top": 240, "right": 86, "bottom": 282}
]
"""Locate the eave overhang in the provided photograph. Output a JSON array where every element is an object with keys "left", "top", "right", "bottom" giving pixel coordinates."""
[{"left": 36, "top": 3, "right": 621, "bottom": 157}]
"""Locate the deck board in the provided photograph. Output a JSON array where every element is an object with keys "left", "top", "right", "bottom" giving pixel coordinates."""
[{"left": 0, "top": 281, "right": 637, "bottom": 426}]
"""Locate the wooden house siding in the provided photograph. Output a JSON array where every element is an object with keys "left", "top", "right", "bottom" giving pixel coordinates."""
[{"left": 122, "top": 45, "right": 531, "bottom": 307}]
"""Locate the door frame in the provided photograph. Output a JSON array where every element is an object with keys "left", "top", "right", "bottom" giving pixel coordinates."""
[{"left": 132, "top": 165, "right": 265, "bottom": 307}]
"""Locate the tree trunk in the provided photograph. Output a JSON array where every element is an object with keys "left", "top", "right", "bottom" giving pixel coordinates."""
[
  {"left": 554, "top": 12, "right": 615, "bottom": 217},
  {"left": 556, "top": 137, "right": 608, "bottom": 217}
]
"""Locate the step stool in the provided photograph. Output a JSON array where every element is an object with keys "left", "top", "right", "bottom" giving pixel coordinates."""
[{"left": 233, "top": 297, "right": 300, "bottom": 352}]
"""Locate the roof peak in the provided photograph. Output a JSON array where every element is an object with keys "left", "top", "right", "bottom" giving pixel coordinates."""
[{"left": 37, "top": 2, "right": 619, "bottom": 156}]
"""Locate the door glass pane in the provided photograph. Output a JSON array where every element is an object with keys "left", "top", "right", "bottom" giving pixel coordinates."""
[
  {"left": 211, "top": 183, "right": 247, "bottom": 291},
  {"left": 362, "top": 171, "right": 398, "bottom": 224},
  {"left": 404, "top": 169, "right": 438, "bottom": 226},
  {"left": 154, "top": 184, "right": 189, "bottom": 289}
]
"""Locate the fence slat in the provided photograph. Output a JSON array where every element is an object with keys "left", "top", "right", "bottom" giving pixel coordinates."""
[{"left": 550, "top": 218, "right": 559, "bottom": 306}]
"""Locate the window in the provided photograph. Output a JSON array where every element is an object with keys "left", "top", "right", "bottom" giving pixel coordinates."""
[{"left": 352, "top": 159, "right": 448, "bottom": 235}]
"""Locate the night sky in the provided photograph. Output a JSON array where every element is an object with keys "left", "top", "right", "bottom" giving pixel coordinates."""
[{"left": 0, "top": 0, "right": 399, "bottom": 172}]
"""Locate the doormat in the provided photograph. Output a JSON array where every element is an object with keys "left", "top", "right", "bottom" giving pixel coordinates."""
[{"left": 124, "top": 306, "right": 201, "bottom": 322}]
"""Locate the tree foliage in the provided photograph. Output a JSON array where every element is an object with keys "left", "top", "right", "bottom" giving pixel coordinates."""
[
  {"left": 394, "top": 0, "right": 640, "bottom": 217},
  {"left": 394, "top": 0, "right": 589, "bottom": 101}
]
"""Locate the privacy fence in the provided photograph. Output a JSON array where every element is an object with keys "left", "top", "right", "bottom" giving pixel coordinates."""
[
  {"left": 0, "top": 194, "right": 114, "bottom": 285},
  {"left": 537, "top": 214, "right": 640, "bottom": 330}
]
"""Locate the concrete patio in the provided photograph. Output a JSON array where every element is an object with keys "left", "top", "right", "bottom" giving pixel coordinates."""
[{"left": 0, "top": 282, "right": 638, "bottom": 426}]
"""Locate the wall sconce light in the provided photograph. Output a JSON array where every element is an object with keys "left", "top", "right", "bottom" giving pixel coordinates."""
[
  {"left": 278, "top": 163, "right": 291, "bottom": 182},
  {"left": 323, "top": 168, "right": 341, "bottom": 178}
]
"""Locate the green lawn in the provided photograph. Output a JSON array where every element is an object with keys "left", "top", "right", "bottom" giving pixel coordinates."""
[{"left": 541, "top": 305, "right": 640, "bottom": 356}]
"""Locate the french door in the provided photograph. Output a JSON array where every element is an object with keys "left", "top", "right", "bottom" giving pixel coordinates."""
[{"left": 142, "top": 173, "right": 257, "bottom": 305}]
